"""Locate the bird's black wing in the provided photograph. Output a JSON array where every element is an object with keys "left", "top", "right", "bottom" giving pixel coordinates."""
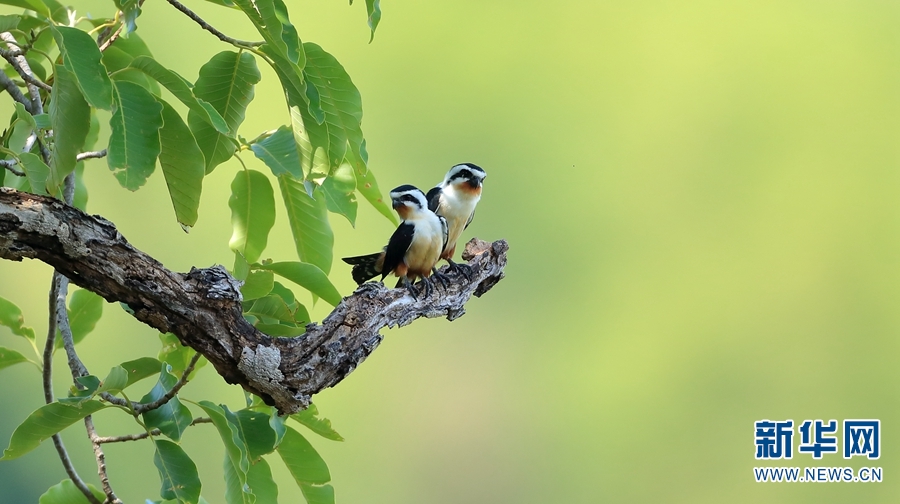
[
  {"left": 426, "top": 186, "right": 442, "bottom": 213},
  {"left": 464, "top": 210, "right": 476, "bottom": 230},
  {"left": 381, "top": 222, "right": 415, "bottom": 279},
  {"left": 439, "top": 215, "right": 449, "bottom": 251}
]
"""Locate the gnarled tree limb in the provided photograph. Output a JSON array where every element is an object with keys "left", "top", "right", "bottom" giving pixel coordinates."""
[{"left": 0, "top": 188, "right": 507, "bottom": 414}]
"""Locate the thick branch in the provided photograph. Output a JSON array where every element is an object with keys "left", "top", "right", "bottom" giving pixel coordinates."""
[{"left": 0, "top": 189, "right": 507, "bottom": 414}]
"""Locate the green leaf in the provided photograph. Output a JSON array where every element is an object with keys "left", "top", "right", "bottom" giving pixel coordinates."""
[
  {"left": 245, "top": 294, "right": 297, "bottom": 324},
  {"left": 33, "top": 113, "right": 51, "bottom": 130},
  {"left": 38, "top": 479, "right": 105, "bottom": 504},
  {"left": 0, "top": 295, "right": 35, "bottom": 343},
  {"left": 250, "top": 125, "right": 302, "bottom": 179},
  {"left": 102, "top": 34, "right": 160, "bottom": 95},
  {"left": 0, "top": 347, "right": 31, "bottom": 372},
  {"left": 247, "top": 457, "right": 279, "bottom": 503},
  {"left": 348, "top": 147, "right": 397, "bottom": 225},
  {"left": 223, "top": 454, "right": 253, "bottom": 504},
  {"left": 1, "top": 400, "right": 107, "bottom": 460},
  {"left": 65, "top": 288, "right": 103, "bottom": 346},
  {"left": 229, "top": 170, "right": 276, "bottom": 264},
  {"left": 195, "top": 401, "right": 250, "bottom": 503},
  {"left": 279, "top": 176, "right": 334, "bottom": 274},
  {"left": 158, "top": 332, "right": 206, "bottom": 377},
  {"left": 0, "top": 0, "right": 49, "bottom": 27},
  {"left": 14, "top": 101, "right": 35, "bottom": 130},
  {"left": 300, "top": 484, "right": 335, "bottom": 504},
  {"left": 290, "top": 403, "right": 344, "bottom": 442},
  {"left": 232, "top": 409, "right": 277, "bottom": 462},
  {"left": 0, "top": 14, "right": 21, "bottom": 31},
  {"left": 254, "top": 323, "right": 306, "bottom": 337},
  {"left": 189, "top": 51, "right": 260, "bottom": 173},
  {"left": 108, "top": 81, "right": 164, "bottom": 190},
  {"left": 153, "top": 439, "right": 202, "bottom": 504},
  {"left": 49, "top": 64, "right": 90, "bottom": 191},
  {"left": 277, "top": 426, "right": 331, "bottom": 485},
  {"left": 59, "top": 375, "right": 101, "bottom": 406},
  {"left": 260, "top": 262, "right": 341, "bottom": 307},
  {"left": 302, "top": 42, "right": 366, "bottom": 171},
  {"left": 114, "top": 0, "right": 142, "bottom": 34},
  {"left": 97, "top": 366, "right": 129, "bottom": 395},
  {"left": 129, "top": 56, "right": 229, "bottom": 134},
  {"left": 242, "top": 270, "right": 274, "bottom": 300},
  {"left": 269, "top": 410, "right": 286, "bottom": 447},
  {"left": 120, "top": 356, "right": 162, "bottom": 387},
  {"left": 158, "top": 100, "right": 205, "bottom": 229},
  {"left": 321, "top": 161, "right": 357, "bottom": 225},
  {"left": 351, "top": 0, "right": 382, "bottom": 42},
  {"left": 141, "top": 363, "right": 193, "bottom": 441},
  {"left": 19, "top": 152, "right": 50, "bottom": 196},
  {"left": 52, "top": 27, "right": 113, "bottom": 110}
]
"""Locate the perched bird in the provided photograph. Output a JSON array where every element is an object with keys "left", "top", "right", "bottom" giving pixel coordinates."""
[
  {"left": 342, "top": 185, "right": 448, "bottom": 297},
  {"left": 426, "top": 163, "right": 486, "bottom": 278}
]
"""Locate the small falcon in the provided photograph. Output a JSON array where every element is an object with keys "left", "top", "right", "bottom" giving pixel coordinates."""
[
  {"left": 342, "top": 185, "right": 448, "bottom": 297},
  {"left": 426, "top": 163, "right": 486, "bottom": 278}
]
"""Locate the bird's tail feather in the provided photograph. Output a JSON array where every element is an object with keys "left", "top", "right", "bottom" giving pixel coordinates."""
[{"left": 342, "top": 252, "right": 382, "bottom": 285}]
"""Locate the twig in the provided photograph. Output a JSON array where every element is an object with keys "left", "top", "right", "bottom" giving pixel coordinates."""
[
  {"left": 95, "top": 417, "right": 213, "bottom": 444},
  {"left": 84, "top": 416, "right": 122, "bottom": 504},
  {"left": 164, "top": 0, "right": 264, "bottom": 47},
  {"left": 0, "top": 46, "right": 51, "bottom": 92},
  {"left": 0, "top": 160, "right": 24, "bottom": 177},
  {"left": 97, "top": 352, "right": 200, "bottom": 412},
  {"left": 134, "top": 352, "right": 201, "bottom": 414},
  {"left": 0, "top": 32, "right": 46, "bottom": 112},
  {"left": 57, "top": 271, "right": 89, "bottom": 380},
  {"left": 0, "top": 69, "right": 33, "bottom": 113},
  {"left": 98, "top": 26, "right": 123, "bottom": 52},
  {"left": 44, "top": 271, "right": 102, "bottom": 504},
  {"left": 76, "top": 149, "right": 108, "bottom": 161}
]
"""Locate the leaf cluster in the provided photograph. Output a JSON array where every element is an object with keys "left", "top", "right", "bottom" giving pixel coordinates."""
[{"left": 0, "top": 0, "right": 390, "bottom": 501}]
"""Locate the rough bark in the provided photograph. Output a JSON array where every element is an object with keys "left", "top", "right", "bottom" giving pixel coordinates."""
[{"left": 0, "top": 188, "right": 507, "bottom": 413}]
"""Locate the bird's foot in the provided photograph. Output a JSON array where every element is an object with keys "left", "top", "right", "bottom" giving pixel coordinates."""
[
  {"left": 418, "top": 276, "right": 434, "bottom": 298},
  {"left": 447, "top": 260, "right": 474, "bottom": 280},
  {"left": 401, "top": 278, "right": 419, "bottom": 299},
  {"left": 431, "top": 269, "right": 450, "bottom": 289}
]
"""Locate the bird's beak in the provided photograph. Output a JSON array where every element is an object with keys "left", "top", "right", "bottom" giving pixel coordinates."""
[{"left": 391, "top": 199, "right": 402, "bottom": 209}]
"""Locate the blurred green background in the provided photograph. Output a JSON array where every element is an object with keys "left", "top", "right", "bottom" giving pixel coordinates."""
[{"left": 2, "top": 0, "right": 900, "bottom": 502}]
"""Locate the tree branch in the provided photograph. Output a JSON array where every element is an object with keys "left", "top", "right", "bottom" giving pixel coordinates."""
[
  {"left": 84, "top": 416, "right": 121, "bottom": 504},
  {"left": 43, "top": 271, "right": 102, "bottom": 504},
  {"left": 134, "top": 352, "right": 200, "bottom": 414},
  {"left": 76, "top": 149, "right": 108, "bottom": 162},
  {"left": 0, "top": 188, "right": 507, "bottom": 414},
  {"left": 0, "top": 69, "right": 33, "bottom": 113},
  {"left": 0, "top": 160, "right": 25, "bottom": 177},
  {"left": 95, "top": 417, "right": 213, "bottom": 444},
  {"left": 1, "top": 32, "right": 47, "bottom": 112},
  {"left": 164, "top": 0, "right": 264, "bottom": 47}
]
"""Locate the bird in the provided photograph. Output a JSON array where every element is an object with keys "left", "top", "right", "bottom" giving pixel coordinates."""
[
  {"left": 426, "top": 163, "right": 486, "bottom": 279},
  {"left": 342, "top": 185, "right": 448, "bottom": 297}
]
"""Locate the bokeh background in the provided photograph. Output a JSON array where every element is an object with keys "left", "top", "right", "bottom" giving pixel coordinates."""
[{"left": 2, "top": 0, "right": 900, "bottom": 502}]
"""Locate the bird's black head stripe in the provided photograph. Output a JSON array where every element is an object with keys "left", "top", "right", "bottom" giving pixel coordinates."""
[{"left": 391, "top": 184, "right": 419, "bottom": 194}]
